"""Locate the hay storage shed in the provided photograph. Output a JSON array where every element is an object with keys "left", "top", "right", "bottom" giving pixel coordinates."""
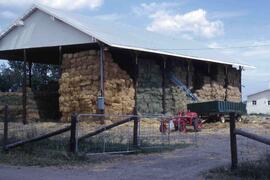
[{"left": 0, "top": 4, "right": 254, "bottom": 122}]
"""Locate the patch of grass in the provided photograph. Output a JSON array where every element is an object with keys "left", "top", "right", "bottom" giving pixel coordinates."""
[
  {"left": 204, "top": 154, "right": 270, "bottom": 180},
  {"left": 0, "top": 137, "right": 190, "bottom": 167},
  {"left": 0, "top": 139, "right": 91, "bottom": 167}
]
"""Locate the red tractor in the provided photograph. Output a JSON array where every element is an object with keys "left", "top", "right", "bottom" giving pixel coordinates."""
[{"left": 160, "top": 111, "right": 203, "bottom": 133}]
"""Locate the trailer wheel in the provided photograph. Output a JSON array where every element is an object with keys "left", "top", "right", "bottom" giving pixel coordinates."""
[
  {"left": 237, "top": 115, "right": 242, "bottom": 122},
  {"left": 220, "top": 116, "right": 225, "bottom": 123}
]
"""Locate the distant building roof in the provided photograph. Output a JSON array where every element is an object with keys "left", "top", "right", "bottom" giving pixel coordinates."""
[
  {"left": 0, "top": 4, "right": 255, "bottom": 68},
  {"left": 248, "top": 89, "right": 270, "bottom": 98}
]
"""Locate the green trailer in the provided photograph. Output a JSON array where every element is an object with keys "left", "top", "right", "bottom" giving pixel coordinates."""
[{"left": 187, "top": 101, "right": 247, "bottom": 123}]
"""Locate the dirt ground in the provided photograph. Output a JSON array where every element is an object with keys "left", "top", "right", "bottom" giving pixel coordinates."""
[{"left": 0, "top": 117, "right": 269, "bottom": 180}]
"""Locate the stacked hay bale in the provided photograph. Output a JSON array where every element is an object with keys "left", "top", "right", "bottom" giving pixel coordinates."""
[
  {"left": 227, "top": 67, "right": 241, "bottom": 102},
  {"left": 194, "top": 76, "right": 212, "bottom": 101},
  {"left": 165, "top": 61, "right": 189, "bottom": 114},
  {"left": 194, "top": 64, "right": 226, "bottom": 101},
  {"left": 0, "top": 88, "right": 40, "bottom": 122},
  {"left": 59, "top": 50, "right": 135, "bottom": 122},
  {"left": 26, "top": 87, "right": 40, "bottom": 121},
  {"left": 210, "top": 65, "right": 226, "bottom": 101},
  {"left": 104, "top": 51, "right": 135, "bottom": 115},
  {"left": 194, "top": 65, "right": 241, "bottom": 102},
  {"left": 137, "top": 59, "right": 163, "bottom": 114}
]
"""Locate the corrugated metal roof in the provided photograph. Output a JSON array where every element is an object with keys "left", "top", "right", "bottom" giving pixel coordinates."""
[{"left": 0, "top": 4, "right": 255, "bottom": 69}]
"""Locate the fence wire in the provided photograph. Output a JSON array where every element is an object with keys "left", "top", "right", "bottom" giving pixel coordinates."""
[
  {"left": 236, "top": 120, "right": 270, "bottom": 166},
  {"left": 0, "top": 121, "right": 70, "bottom": 152},
  {"left": 77, "top": 114, "right": 199, "bottom": 154}
]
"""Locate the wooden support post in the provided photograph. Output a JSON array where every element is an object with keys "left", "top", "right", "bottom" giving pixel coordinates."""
[
  {"left": 230, "top": 112, "right": 238, "bottom": 169},
  {"left": 98, "top": 44, "right": 105, "bottom": 124},
  {"left": 239, "top": 66, "right": 242, "bottom": 101},
  {"left": 58, "top": 46, "right": 62, "bottom": 78},
  {"left": 186, "top": 61, "right": 192, "bottom": 89},
  {"left": 99, "top": 44, "right": 105, "bottom": 98},
  {"left": 133, "top": 116, "right": 139, "bottom": 147},
  {"left": 134, "top": 53, "right": 139, "bottom": 113},
  {"left": 28, "top": 61, "right": 32, "bottom": 88},
  {"left": 22, "top": 49, "right": 27, "bottom": 124},
  {"left": 3, "top": 105, "right": 8, "bottom": 150},
  {"left": 162, "top": 58, "right": 166, "bottom": 114},
  {"left": 133, "top": 53, "right": 140, "bottom": 147},
  {"left": 225, "top": 66, "right": 229, "bottom": 101},
  {"left": 70, "top": 113, "right": 78, "bottom": 153},
  {"left": 186, "top": 61, "right": 189, "bottom": 88}
]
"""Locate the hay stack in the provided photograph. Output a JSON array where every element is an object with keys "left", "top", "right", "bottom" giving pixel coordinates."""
[
  {"left": 195, "top": 66, "right": 241, "bottom": 102},
  {"left": 0, "top": 88, "right": 40, "bottom": 122},
  {"left": 59, "top": 50, "right": 135, "bottom": 122},
  {"left": 227, "top": 67, "right": 241, "bottom": 102}
]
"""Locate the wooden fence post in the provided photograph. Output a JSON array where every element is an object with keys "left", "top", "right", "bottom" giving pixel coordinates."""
[
  {"left": 70, "top": 113, "right": 78, "bottom": 153},
  {"left": 133, "top": 116, "right": 140, "bottom": 147},
  {"left": 230, "top": 112, "right": 238, "bottom": 169},
  {"left": 3, "top": 105, "right": 8, "bottom": 150}
]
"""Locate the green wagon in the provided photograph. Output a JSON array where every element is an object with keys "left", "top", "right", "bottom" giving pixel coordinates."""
[{"left": 187, "top": 101, "right": 247, "bottom": 123}]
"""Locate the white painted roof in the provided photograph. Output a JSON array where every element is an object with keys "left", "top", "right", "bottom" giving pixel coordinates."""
[
  {"left": 248, "top": 89, "right": 270, "bottom": 98},
  {"left": 0, "top": 4, "right": 255, "bottom": 68}
]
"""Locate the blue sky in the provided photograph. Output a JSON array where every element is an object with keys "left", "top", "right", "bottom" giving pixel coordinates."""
[{"left": 0, "top": 0, "right": 270, "bottom": 99}]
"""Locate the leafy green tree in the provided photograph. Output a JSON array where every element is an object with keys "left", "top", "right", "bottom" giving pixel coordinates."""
[{"left": 0, "top": 61, "right": 60, "bottom": 92}]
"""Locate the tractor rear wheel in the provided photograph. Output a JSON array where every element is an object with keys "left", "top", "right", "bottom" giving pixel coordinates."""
[{"left": 193, "top": 118, "right": 201, "bottom": 132}]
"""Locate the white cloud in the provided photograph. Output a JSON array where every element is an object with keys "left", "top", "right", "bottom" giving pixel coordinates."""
[
  {"left": 0, "top": 11, "right": 17, "bottom": 19},
  {"left": 94, "top": 13, "right": 122, "bottom": 21},
  {"left": 0, "top": 0, "right": 103, "bottom": 11},
  {"left": 147, "top": 9, "right": 224, "bottom": 38},
  {"left": 132, "top": 2, "right": 180, "bottom": 16}
]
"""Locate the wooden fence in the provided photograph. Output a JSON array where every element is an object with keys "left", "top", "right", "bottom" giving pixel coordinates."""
[
  {"left": 2, "top": 105, "right": 139, "bottom": 154},
  {"left": 229, "top": 113, "right": 270, "bottom": 169}
]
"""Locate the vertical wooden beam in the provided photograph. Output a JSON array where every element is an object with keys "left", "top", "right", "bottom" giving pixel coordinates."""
[
  {"left": 3, "top": 105, "right": 8, "bottom": 150},
  {"left": 133, "top": 116, "right": 139, "bottom": 147},
  {"left": 239, "top": 66, "right": 242, "bottom": 101},
  {"left": 134, "top": 52, "right": 139, "bottom": 114},
  {"left": 28, "top": 61, "right": 32, "bottom": 88},
  {"left": 162, "top": 57, "right": 166, "bottom": 114},
  {"left": 133, "top": 53, "right": 139, "bottom": 147},
  {"left": 58, "top": 46, "right": 62, "bottom": 79},
  {"left": 99, "top": 44, "right": 105, "bottom": 98},
  {"left": 70, "top": 113, "right": 78, "bottom": 153},
  {"left": 22, "top": 49, "right": 27, "bottom": 124},
  {"left": 225, "top": 66, "right": 229, "bottom": 101},
  {"left": 186, "top": 61, "right": 190, "bottom": 88},
  {"left": 230, "top": 112, "right": 238, "bottom": 170}
]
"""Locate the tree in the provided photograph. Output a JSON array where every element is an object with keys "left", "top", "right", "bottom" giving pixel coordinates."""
[{"left": 0, "top": 61, "right": 60, "bottom": 92}]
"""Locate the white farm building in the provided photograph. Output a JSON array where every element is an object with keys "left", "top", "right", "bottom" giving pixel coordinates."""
[{"left": 247, "top": 89, "right": 270, "bottom": 115}]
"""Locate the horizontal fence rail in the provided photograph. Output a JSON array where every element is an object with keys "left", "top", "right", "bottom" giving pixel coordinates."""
[
  {"left": 230, "top": 112, "right": 270, "bottom": 170},
  {"left": 235, "top": 129, "right": 270, "bottom": 146},
  {"left": 4, "top": 126, "right": 71, "bottom": 150}
]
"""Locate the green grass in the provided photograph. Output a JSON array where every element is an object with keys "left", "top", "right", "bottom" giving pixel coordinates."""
[
  {"left": 204, "top": 155, "right": 270, "bottom": 180},
  {"left": 0, "top": 138, "right": 190, "bottom": 167},
  {"left": 0, "top": 139, "right": 90, "bottom": 166}
]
